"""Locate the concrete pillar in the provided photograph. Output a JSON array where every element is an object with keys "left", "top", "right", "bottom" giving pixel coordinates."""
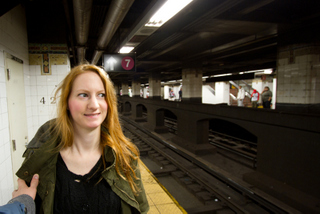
[
  {"left": 114, "top": 84, "right": 121, "bottom": 96},
  {"left": 131, "top": 79, "right": 140, "bottom": 98},
  {"left": 121, "top": 82, "right": 128, "bottom": 96},
  {"left": 214, "top": 82, "right": 230, "bottom": 104},
  {"left": 182, "top": 67, "right": 202, "bottom": 103},
  {"left": 277, "top": 43, "right": 320, "bottom": 111},
  {"left": 149, "top": 72, "right": 161, "bottom": 99}
]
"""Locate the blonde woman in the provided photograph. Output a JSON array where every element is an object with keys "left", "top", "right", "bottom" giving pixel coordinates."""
[{"left": 16, "top": 64, "right": 149, "bottom": 214}]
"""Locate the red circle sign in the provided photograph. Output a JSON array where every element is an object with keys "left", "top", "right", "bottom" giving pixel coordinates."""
[{"left": 121, "top": 56, "right": 134, "bottom": 70}]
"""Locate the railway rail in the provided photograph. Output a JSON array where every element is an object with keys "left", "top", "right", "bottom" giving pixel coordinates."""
[{"left": 121, "top": 116, "right": 300, "bottom": 214}]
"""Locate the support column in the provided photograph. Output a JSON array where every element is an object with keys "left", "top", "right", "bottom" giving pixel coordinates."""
[
  {"left": 114, "top": 84, "right": 121, "bottom": 96},
  {"left": 276, "top": 43, "right": 320, "bottom": 113},
  {"left": 182, "top": 67, "right": 203, "bottom": 103},
  {"left": 121, "top": 82, "right": 128, "bottom": 96},
  {"left": 214, "top": 82, "right": 230, "bottom": 104},
  {"left": 277, "top": 43, "right": 320, "bottom": 103},
  {"left": 148, "top": 72, "right": 161, "bottom": 99},
  {"left": 131, "top": 78, "right": 141, "bottom": 98}
]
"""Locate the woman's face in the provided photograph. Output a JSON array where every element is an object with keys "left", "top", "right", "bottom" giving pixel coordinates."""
[{"left": 68, "top": 71, "right": 108, "bottom": 131}]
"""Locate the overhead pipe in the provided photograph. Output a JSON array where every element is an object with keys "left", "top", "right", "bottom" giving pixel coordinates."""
[
  {"left": 91, "top": 0, "right": 135, "bottom": 65},
  {"left": 73, "top": 0, "right": 93, "bottom": 64}
]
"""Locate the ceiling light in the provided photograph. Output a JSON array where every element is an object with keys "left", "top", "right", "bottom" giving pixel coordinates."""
[
  {"left": 119, "top": 46, "right": 134, "bottom": 53},
  {"left": 145, "top": 0, "right": 193, "bottom": 27},
  {"left": 264, "top": 69, "right": 273, "bottom": 74},
  {"left": 213, "top": 73, "right": 232, "bottom": 77}
]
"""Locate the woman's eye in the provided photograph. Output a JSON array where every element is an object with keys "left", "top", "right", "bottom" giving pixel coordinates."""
[
  {"left": 98, "top": 93, "right": 105, "bottom": 98},
  {"left": 78, "top": 93, "right": 88, "bottom": 97}
]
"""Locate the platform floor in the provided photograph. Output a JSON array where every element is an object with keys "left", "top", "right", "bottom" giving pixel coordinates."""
[{"left": 140, "top": 161, "right": 186, "bottom": 214}]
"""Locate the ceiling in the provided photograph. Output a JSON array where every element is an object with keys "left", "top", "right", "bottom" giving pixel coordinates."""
[{"left": 3, "top": 0, "right": 320, "bottom": 85}]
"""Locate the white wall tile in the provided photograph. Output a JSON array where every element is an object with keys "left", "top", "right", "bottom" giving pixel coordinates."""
[
  {"left": 0, "top": 114, "right": 3, "bottom": 130},
  {"left": 46, "top": 75, "right": 58, "bottom": 86},
  {"left": 31, "top": 105, "right": 38, "bottom": 116},
  {"left": 0, "top": 82, "right": 6, "bottom": 98},
  {"left": 26, "top": 105, "right": 32, "bottom": 116},
  {"left": 24, "top": 86, "right": 31, "bottom": 97},
  {"left": 37, "top": 85, "right": 48, "bottom": 96},
  {"left": 38, "top": 105, "right": 48, "bottom": 116},
  {"left": 31, "top": 95, "right": 38, "bottom": 106},
  {"left": 30, "top": 85, "right": 37, "bottom": 96},
  {"left": 0, "top": 67, "right": 5, "bottom": 83},
  {"left": 36, "top": 75, "right": 47, "bottom": 86},
  {"left": 24, "top": 75, "right": 30, "bottom": 86},
  {"left": 3, "top": 128, "right": 9, "bottom": 145},
  {"left": 30, "top": 75, "right": 37, "bottom": 85}
]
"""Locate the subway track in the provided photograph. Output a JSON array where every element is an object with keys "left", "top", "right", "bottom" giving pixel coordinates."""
[
  {"left": 120, "top": 116, "right": 300, "bottom": 214},
  {"left": 164, "top": 117, "right": 257, "bottom": 168}
]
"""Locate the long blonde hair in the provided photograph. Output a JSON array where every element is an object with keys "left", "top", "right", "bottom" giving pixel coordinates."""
[{"left": 53, "top": 64, "right": 140, "bottom": 193}]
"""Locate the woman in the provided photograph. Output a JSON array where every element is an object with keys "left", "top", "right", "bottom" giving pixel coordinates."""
[
  {"left": 16, "top": 64, "right": 149, "bottom": 214},
  {"left": 261, "top": 86, "right": 272, "bottom": 109}
]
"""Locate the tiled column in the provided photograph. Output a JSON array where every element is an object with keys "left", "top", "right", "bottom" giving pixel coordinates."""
[
  {"left": 182, "top": 67, "right": 202, "bottom": 103},
  {"left": 121, "top": 82, "right": 129, "bottom": 96},
  {"left": 277, "top": 44, "right": 320, "bottom": 104},
  {"left": 214, "top": 82, "right": 230, "bottom": 104},
  {"left": 148, "top": 72, "right": 161, "bottom": 99},
  {"left": 131, "top": 78, "right": 140, "bottom": 98},
  {"left": 114, "top": 84, "right": 120, "bottom": 96}
]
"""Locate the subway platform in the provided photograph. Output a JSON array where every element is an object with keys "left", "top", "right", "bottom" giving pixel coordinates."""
[{"left": 139, "top": 161, "right": 186, "bottom": 214}]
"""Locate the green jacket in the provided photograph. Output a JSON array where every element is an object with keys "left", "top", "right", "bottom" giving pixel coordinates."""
[{"left": 16, "top": 120, "right": 149, "bottom": 214}]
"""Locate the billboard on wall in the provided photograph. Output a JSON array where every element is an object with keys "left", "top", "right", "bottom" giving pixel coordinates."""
[{"left": 103, "top": 53, "right": 136, "bottom": 72}]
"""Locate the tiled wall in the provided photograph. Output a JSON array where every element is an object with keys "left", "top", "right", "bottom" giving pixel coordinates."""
[
  {"left": 26, "top": 64, "right": 69, "bottom": 139},
  {"left": 0, "top": 5, "right": 29, "bottom": 204},
  {"left": 0, "top": 5, "right": 70, "bottom": 205},
  {"left": 277, "top": 44, "right": 320, "bottom": 104}
]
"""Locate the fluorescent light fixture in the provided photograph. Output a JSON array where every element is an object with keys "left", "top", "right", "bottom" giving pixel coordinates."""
[
  {"left": 202, "top": 76, "right": 209, "bottom": 79},
  {"left": 146, "top": 0, "right": 193, "bottom": 27},
  {"left": 119, "top": 46, "right": 134, "bottom": 53},
  {"left": 239, "top": 69, "right": 273, "bottom": 75},
  {"left": 213, "top": 73, "right": 232, "bottom": 77},
  {"left": 264, "top": 69, "right": 273, "bottom": 74}
]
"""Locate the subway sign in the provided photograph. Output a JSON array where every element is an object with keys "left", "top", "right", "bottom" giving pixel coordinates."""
[{"left": 103, "top": 54, "right": 136, "bottom": 72}]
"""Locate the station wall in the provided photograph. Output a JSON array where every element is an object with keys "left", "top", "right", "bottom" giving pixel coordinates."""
[{"left": 0, "top": 4, "right": 28, "bottom": 204}]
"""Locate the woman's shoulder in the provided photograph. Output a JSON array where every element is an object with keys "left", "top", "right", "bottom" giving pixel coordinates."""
[{"left": 27, "top": 119, "right": 57, "bottom": 149}]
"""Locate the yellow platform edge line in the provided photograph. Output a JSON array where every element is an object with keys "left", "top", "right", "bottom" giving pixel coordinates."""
[{"left": 139, "top": 159, "right": 187, "bottom": 214}]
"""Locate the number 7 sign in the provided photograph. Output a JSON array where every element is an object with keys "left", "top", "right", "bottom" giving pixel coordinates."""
[
  {"left": 103, "top": 54, "right": 136, "bottom": 72},
  {"left": 122, "top": 56, "right": 134, "bottom": 70}
]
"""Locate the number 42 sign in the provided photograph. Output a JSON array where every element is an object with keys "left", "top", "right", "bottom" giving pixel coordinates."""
[{"left": 103, "top": 54, "right": 136, "bottom": 72}]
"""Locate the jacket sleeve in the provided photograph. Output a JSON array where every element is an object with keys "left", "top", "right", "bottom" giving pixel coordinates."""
[
  {"left": 133, "top": 160, "right": 149, "bottom": 214},
  {"left": 0, "top": 201, "right": 25, "bottom": 214},
  {"left": 7, "top": 195, "right": 35, "bottom": 214}
]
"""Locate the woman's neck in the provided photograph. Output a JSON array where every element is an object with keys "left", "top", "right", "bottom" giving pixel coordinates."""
[
  {"left": 60, "top": 126, "right": 102, "bottom": 175},
  {"left": 73, "top": 127, "right": 101, "bottom": 153}
]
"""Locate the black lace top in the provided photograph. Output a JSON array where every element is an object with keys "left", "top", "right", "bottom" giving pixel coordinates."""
[{"left": 54, "top": 154, "right": 121, "bottom": 214}]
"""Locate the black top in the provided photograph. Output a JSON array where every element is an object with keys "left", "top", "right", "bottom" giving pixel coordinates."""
[{"left": 54, "top": 154, "right": 121, "bottom": 214}]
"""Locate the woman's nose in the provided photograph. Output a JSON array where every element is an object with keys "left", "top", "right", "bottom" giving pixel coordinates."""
[{"left": 88, "top": 96, "right": 99, "bottom": 109}]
